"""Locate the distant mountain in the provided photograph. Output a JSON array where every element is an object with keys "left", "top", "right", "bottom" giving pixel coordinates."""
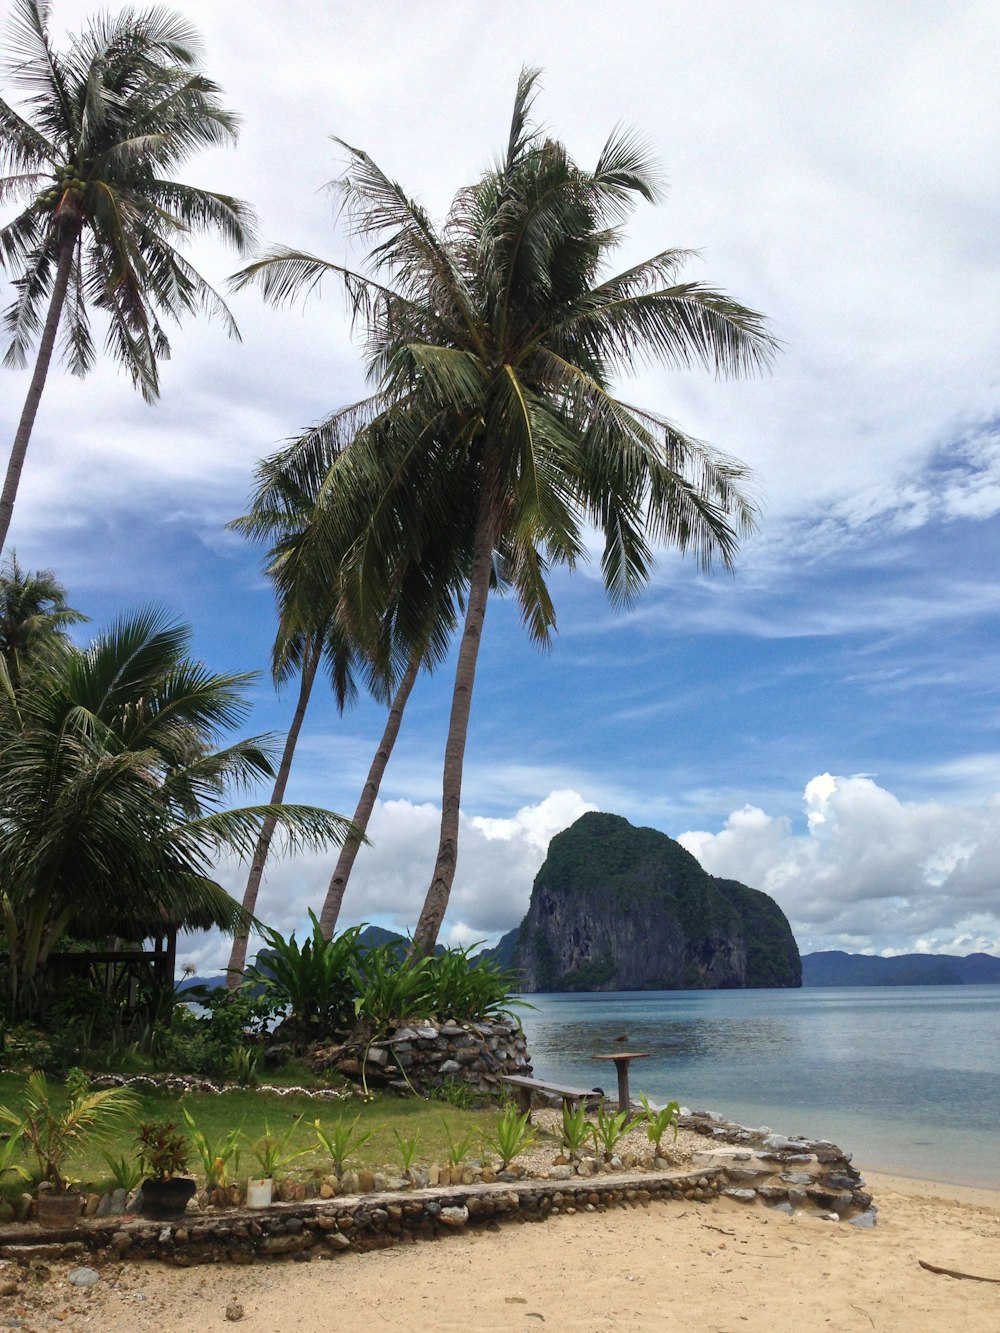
[{"left": 802, "top": 950, "right": 1000, "bottom": 986}]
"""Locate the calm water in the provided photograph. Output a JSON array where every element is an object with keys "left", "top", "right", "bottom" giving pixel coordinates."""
[{"left": 517, "top": 986, "right": 1000, "bottom": 1188}]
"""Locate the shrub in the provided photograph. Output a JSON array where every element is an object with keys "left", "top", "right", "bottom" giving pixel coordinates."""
[{"left": 481, "top": 1106, "right": 535, "bottom": 1170}]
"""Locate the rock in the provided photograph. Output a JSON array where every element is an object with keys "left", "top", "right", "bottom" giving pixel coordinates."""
[
  {"left": 357, "top": 1171, "right": 376, "bottom": 1193},
  {"left": 438, "top": 1206, "right": 469, "bottom": 1228},
  {"left": 849, "top": 1207, "right": 879, "bottom": 1229},
  {"left": 68, "top": 1267, "right": 100, "bottom": 1287},
  {"left": 547, "top": 1165, "right": 573, "bottom": 1180},
  {"left": 226, "top": 1299, "right": 245, "bottom": 1321},
  {"left": 721, "top": 1188, "right": 756, "bottom": 1202},
  {"left": 325, "top": 1232, "right": 351, "bottom": 1249}
]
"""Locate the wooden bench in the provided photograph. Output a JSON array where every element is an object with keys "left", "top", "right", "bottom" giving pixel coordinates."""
[{"left": 499, "top": 1074, "right": 605, "bottom": 1122}]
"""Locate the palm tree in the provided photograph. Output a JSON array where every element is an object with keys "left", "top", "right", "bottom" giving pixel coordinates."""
[
  {"left": 0, "top": 607, "right": 355, "bottom": 1011},
  {"left": 0, "top": 551, "right": 85, "bottom": 680},
  {"left": 233, "top": 69, "right": 776, "bottom": 952},
  {"left": 0, "top": 0, "right": 256, "bottom": 553},
  {"left": 223, "top": 424, "right": 464, "bottom": 980}
]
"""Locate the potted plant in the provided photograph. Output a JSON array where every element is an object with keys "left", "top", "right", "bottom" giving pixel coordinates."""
[
  {"left": 136, "top": 1120, "right": 197, "bottom": 1219},
  {"left": 0, "top": 1069, "right": 138, "bottom": 1226},
  {"left": 244, "top": 1115, "right": 308, "bottom": 1207}
]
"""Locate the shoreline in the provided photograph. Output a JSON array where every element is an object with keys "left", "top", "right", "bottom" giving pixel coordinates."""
[{"left": 3, "top": 1159, "right": 998, "bottom": 1332}]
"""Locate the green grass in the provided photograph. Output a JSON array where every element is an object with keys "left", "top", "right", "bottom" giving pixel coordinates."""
[{"left": 0, "top": 1073, "right": 517, "bottom": 1199}]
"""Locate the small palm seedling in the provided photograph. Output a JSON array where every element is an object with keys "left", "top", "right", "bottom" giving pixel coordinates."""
[
  {"left": 639, "top": 1093, "right": 681, "bottom": 1161},
  {"left": 392, "top": 1129, "right": 420, "bottom": 1175},
  {"left": 440, "top": 1118, "right": 478, "bottom": 1169},
  {"left": 102, "top": 1151, "right": 143, "bottom": 1194},
  {"left": 481, "top": 1106, "right": 536, "bottom": 1171},
  {"left": 561, "top": 1101, "right": 592, "bottom": 1158},
  {"left": 227, "top": 1045, "right": 260, "bottom": 1087},
  {"left": 181, "top": 1108, "right": 242, "bottom": 1191},
  {"left": 590, "top": 1105, "right": 632, "bottom": 1163},
  {"left": 314, "top": 1114, "right": 378, "bottom": 1176},
  {"left": 246, "top": 1115, "right": 309, "bottom": 1180}
]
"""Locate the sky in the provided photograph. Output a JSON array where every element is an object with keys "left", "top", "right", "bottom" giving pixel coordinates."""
[{"left": 2, "top": 0, "right": 999, "bottom": 974}]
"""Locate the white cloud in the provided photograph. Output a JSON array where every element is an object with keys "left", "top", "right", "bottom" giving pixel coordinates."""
[{"left": 679, "top": 773, "right": 1000, "bottom": 955}]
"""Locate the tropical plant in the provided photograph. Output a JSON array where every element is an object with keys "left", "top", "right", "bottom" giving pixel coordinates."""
[
  {"left": 423, "top": 946, "right": 525, "bottom": 1023},
  {"left": 560, "top": 1100, "right": 592, "bottom": 1158},
  {"left": 0, "top": 607, "right": 356, "bottom": 1013},
  {"left": 232, "top": 68, "right": 774, "bottom": 951},
  {"left": 0, "top": 554, "right": 85, "bottom": 681},
  {"left": 590, "top": 1105, "right": 632, "bottom": 1163},
  {"left": 0, "top": 1067, "right": 138, "bottom": 1191},
  {"left": 0, "top": 0, "right": 256, "bottom": 552},
  {"left": 135, "top": 1120, "right": 190, "bottom": 1181},
  {"left": 439, "top": 1116, "right": 477, "bottom": 1168},
  {"left": 481, "top": 1105, "right": 536, "bottom": 1171},
  {"left": 180, "top": 1105, "right": 241, "bottom": 1190},
  {"left": 392, "top": 1127, "right": 419, "bottom": 1174},
  {"left": 244, "top": 1114, "right": 308, "bottom": 1180},
  {"left": 348, "top": 942, "right": 434, "bottom": 1032},
  {"left": 639, "top": 1092, "right": 680, "bottom": 1159},
  {"left": 314, "top": 1112, "right": 377, "bottom": 1176},
  {"left": 101, "top": 1149, "right": 143, "bottom": 1193},
  {"left": 243, "top": 916, "right": 364, "bottom": 1033},
  {"left": 227, "top": 1045, "right": 260, "bottom": 1087}
]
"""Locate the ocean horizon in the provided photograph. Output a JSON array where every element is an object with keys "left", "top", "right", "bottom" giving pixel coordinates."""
[{"left": 517, "top": 984, "right": 1000, "bottom": 1189}]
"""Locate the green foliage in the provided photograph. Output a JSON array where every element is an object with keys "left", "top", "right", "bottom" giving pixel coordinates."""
[
  {"left": 349, "top": 945, "right": 433, "bottom": 1030},
  {"left": 481, "top": 1106, "right": 536, "bottom": 1170},
  {"left": 245, "top": 918, "right": 364, "bottom": 1032},
  {"left": 0, "top": 1068, "right": 139, "bottom": 1192},
  {"left": 440, "top": 1117, "right": 477, "bottom": 1169},
  {"left": 135, "top": 1121, "right": 190, "bottom": 1182},
  {"left": 590, "top": 1105, "right": 632, "bottom": 1162},
  {"left": 101, "top": 1150, "right": 143, "bottom": 1194},
  {"left": 227, "top": 1046, "right": 261, "bottom": 1087},
  {"left": 560, "top": 1101, "right": 592, "bottom": 1157},
  {"left": 432, "top": 1078, "right": 476, "bottom": 1110},
  {"left": 180, "top": 1106, "right": 242, "bottom": 1190},
  {"left": 314, "top": 1113, "right": 378, "bottom": 1175},
  {"left": 392, "top": 1128, "right": 419, "bottom": 1173},
  {"left": 423, "top": 946, "right": 526, "bottom": 1023},
  {"left": 245, "top": 1115, "right": 308, "bottom": 1179},
  {"left": 639, "top": 1093, "right": 680, "bottom": 1158}
]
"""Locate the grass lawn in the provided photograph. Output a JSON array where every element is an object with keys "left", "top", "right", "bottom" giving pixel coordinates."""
[{"left": 0, "top": 1071, "right": 524, "bottom": 1200}]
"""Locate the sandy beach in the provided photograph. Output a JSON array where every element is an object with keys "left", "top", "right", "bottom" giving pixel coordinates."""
[{"left": 3, "top": 1170, "right": 998, "bottom": 1332}]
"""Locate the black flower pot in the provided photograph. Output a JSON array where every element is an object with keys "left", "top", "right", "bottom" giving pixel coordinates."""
[{"left": 139, "top": 1176, "right": 197, "bottom": 1220}]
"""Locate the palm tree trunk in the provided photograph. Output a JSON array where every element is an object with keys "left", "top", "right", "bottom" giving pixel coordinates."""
[
  {"left": 411, "top": 505, "right": 494, "bottom": 954},
  {"left": 318, "top": 648, "right": 423, "bottom": 940},
  {"left": 225, "top": 636, "right": 322, "bottom": 986},
  {"left": 0, "top": 237, "right": 76, "bottom": 555}
]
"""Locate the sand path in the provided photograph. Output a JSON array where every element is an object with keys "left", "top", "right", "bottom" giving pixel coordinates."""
[{"left": 3, "top": 1173, "right": 998, "bottom": 1332}]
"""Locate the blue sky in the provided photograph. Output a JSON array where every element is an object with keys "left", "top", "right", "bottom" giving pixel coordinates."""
[{"left": 3, "top": 0, "right": 999, "bottom": 971}]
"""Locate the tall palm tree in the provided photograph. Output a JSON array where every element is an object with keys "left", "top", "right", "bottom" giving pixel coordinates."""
[
  {"left": 0, "top": 607, "right": 354, "bottom": 1010},
  {"left": 233, "top": 69, "right": 776, "bottom": 952},
  {"left": 0, "top": 551, "right": 85, "bottom": 680},
  {"left": 223, "top": 423, "right": 465, "bottom": 980},
  {"left": 0, "top": 0, "right": 256, "bottom": 552}
]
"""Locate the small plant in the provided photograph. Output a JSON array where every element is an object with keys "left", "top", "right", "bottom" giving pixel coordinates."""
[
  {"left": 102, "top": 1150, "right": 144, "bottom": 1193},
  {"left": 136, "top": 1121, "right": 190, "bottom": 1181},
  {"left": 433, "top": 1077, "right": 476, "bottom": 1110},
  {"left": 0, "top": 1069, "right": 138, "bottom": 1193},
  {"left": 481, "top": 1106, "right": 536, "bottom": 1170},
  {"left": 639, "top": 1093, "right": 681, "bottom": 1160},
  {"left": 246, "top": 1115, "right": 308, "bottom": 1179},
  {"left": 392, "top": 1128, "right": 420, "bottom": 1174},
  {"left": 590, "top": 1105, "right": 632, "bottom": 1163},
  {"left": 181, "top": 1107, "right": 242, "bottom": 1191},
  {"left": 314, "top": 1113, "right": 378, "bottom": 1175},
  {"left": 227, "top": 1045, "right": 260, "bottom": 1087},
  {"left": 440, "top": 1117, "right": 478, "bottom": 1169},
  {"left": 560, "top": 1100, "right": 592, "bottom": 1158}
]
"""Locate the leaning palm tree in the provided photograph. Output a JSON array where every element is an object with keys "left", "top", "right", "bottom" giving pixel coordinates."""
[
  {"left": 0, "top": 0, "right": 256, "bottom": 552},
  {"left": 0, "top": 606, "right": 355, "bottom": 1012},
  {"left": 223, "top": 424, "right": 465, "bottom": 981},
  {"left": 233, "top": 69, "right": 776, "bottom": 952}
]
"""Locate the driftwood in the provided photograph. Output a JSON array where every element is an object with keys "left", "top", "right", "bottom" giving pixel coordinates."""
[{"left": 919, "top": 1259, "right": 1000, "bottom": 1284}]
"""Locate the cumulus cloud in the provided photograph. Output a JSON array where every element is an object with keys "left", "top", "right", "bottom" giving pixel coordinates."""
[
  {"left": 184, "top": 790, "right": 596, "bottom": 974},
  {"left": 679, "top": 773, "right": 1000, "bottom": 955}
]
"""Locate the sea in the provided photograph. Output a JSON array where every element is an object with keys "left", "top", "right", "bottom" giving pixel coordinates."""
[{"left": 517, "top": 985, "right": 1000, "bottom": 1190}]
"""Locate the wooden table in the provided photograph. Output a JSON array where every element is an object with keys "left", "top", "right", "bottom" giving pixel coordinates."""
[{"left": 592, "top": 1051, "right": 650, "bottom": 1115}]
